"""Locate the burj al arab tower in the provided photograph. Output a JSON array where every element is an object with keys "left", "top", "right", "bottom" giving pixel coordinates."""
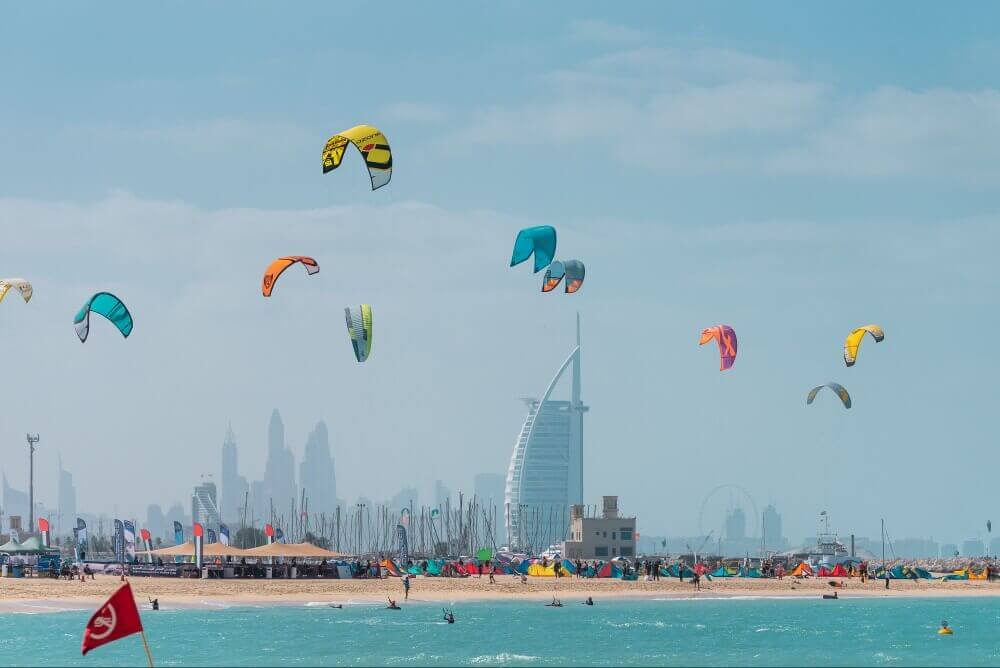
[{"left": 504, "top": 314, "right": 588, "bottom": 553}]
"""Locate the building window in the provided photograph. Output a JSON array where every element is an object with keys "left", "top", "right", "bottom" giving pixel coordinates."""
[
  {"left": 621, "top": 546, "right": 634, "bottom": 557},
  {"left": 602, "top": 531, "right": 607, "bottom": 538},
  {"left": 594, "top": 546, "right": 608, "bottom": 557},
  {"left": 612, "top": 547, "right": 617, "bottom": 555},
  {"left": 619, "top": 529, "right": 633, "bottom": 541},
  {"left": 612, "top": 532, "right": 617, "bottom": 540}
]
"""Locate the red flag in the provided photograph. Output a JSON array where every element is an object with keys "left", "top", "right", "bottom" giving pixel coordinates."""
[
  {"left": 140, "top": 528, "right": 151, "bottom": 542},
  {"left": 81, "top": 582, "right": 143, "bottom": 655},
  {"left": 38, "top": 517, "right": 50, "bottom": 532},
  {"left": 193, "top": 523, "right": 204, "bottom": 538},
  {"left": 264, "top": 523, "right": 274, "bottom": 537}
]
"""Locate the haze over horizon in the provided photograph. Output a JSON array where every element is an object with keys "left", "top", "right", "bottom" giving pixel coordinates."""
[{"left": 2, "top": 2, "right": 998, "bottom": 547}]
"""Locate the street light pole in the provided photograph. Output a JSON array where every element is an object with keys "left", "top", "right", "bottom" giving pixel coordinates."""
[{"left": 26, "top": 434, "right": 39, "bottom": 533}]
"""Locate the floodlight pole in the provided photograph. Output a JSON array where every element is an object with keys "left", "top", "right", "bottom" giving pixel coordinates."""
[{"left": 27, "top": 434, "right": 39, "bottom": 532}]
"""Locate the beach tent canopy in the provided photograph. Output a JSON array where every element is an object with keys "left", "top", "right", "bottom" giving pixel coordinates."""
[
  {"left": 0, "top": 538, "right": 24, "bottom": 553},
  {"left": 149, "top": 542, "right": 252, "bottom": 558},
  {"left": 829, "top": 564, "right": 849, "bottom": 577},
  {"left": 17, "top": 536, "right": 58, "bottom": 553},
  {"left": 243, "top": 542, "right": 346, "bottom": 559}
]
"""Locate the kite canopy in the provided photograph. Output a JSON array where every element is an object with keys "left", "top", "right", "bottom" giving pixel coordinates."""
[
  {"left": 541, "top": 260, "right": 585, "bottom": 293},
  {"left": 322, "top": 125, "right": 392, "bottom": 190},
  {"left": 261, "top": 256, "right": 320, "bottom": 297},
  {"left": 73, "top": 292, "right": 133, "bottom": 343},
  {"left": 844, "top": 325, "right": 884, "bottom": 367},
  {"left": 0, "top": 278, "right": 32, "bottom": 303},
  {"left": 542, "top": 261, "right": 565, "bottom": 292},
  {"left": 345, "top": 304, "right": 373, "bottom": 362},
  {"left": 510, "top": 226, "right": 557, "bottom": 273},
  {"left": 562, "top": 260, "right": 585, "bottom": 294},
  {"left": 806, "top": 382, "right": 852, "bottom": 409},
  {"left": 699, "top": 325, "right": 738, "bottom": 371}
]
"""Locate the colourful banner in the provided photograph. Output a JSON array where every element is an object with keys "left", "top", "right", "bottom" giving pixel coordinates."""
[
  {"left": 219, "top": 524, "right": 230, "bottom": 546},
  {"left": 113, "top": 519, "right": 125, "bottom": 563},
  {"left": 123, "top": 520, "right": 137, "bottom": 562}
]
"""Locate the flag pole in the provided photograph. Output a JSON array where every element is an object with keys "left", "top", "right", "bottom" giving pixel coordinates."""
[{"left": 139, "top": 630, "right": 155, "bottom": 667}]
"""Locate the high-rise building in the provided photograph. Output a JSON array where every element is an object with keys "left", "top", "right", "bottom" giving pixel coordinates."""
[
  {"left": 388, "top": 487, "right": 418, "bottom": 513},
  {"left": 474, "top": 473, "right": 505, "bottom": 545},
  {"left": 192, "top": 480, "right": 222, "bottom": 528},
  {"left": 762, "top": 504, "right": 787, "bottom": 551},
  {"left": 505, "top": 315, "right": 587, "bottom": 552},
  {"left": 298, "top": 421, "right": 337, "bottom": 516},
  {"left": 252, "top": 409, "right": 297, "bottom": 521},
  {"left": 1, "top": 474, "right": 30, "bottom": 532},
  {"left": 725, "top": 507, "right": 746, "bottom": 542},
  {"left": 56, "top": 458, "right": 77, "bottom": 538},
  {"left": 220, "top": 424, "right": 249, "bottom": 523},
  {"left": 434, "top": 480, "right": 451, "bottom": 509}
]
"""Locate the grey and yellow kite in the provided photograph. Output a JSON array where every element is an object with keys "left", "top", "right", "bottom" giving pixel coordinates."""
[
  {"left": 345, "top": 304, "right": 373, "bottom": 362},
  {"left": 843, "top": 325, "right": 884, "bottom": 367},
  {"left": 322, "top": 125, "right": 392, "bottom": 190}
]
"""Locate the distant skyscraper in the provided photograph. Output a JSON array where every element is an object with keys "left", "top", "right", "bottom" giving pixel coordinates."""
[
  {"left": 725, "top": 507, "right": 746, "bottom": 542},
  {"left": 220, "top": 424, "right": 249, "bottom": 523},
  {"left": 474, "top": 473, "right": 505, "bottom": 545},
  {"left": 434, "top": 480, "right": 451, "bottom": 509},
  {"left": 299, "top": 421, "right": 337, "bottom": 516},
  {"left": 192, "top": 479, "right": 222, "bottom": 528},
  {"left": 762, "top": 504, "right": 784, "bottom": 550},
  {"left": 1, "top": 474, "right": 30, "bottom": 531},
  {"left": 256, "top": 409, "right": 297, "bottom": 520},
  {"left": 146, "top": 504, "right": 167, "bottom": 541},
  {"left": 505, "top": 315, "right": 587, "bottom": 552},
  {"left": 56, "top": 458, "right": 77, "bottom": 538},
  {"left": 388, "top": 487, "right": 418, "bottom": 513}
]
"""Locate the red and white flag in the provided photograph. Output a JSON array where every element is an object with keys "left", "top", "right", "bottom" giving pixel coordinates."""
[{"left": 81, "top": 582, "right": 143, "bottom": 656}]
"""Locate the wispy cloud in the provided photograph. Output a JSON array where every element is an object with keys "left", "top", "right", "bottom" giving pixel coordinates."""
[
  {"left": 447, "top": 34, "right": 1000, "bottom": 184},
  {"left": 567, "top": 18, "right": 644, "bottom": 44}
]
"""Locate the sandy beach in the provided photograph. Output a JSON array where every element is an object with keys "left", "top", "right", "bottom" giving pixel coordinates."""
[{"left": 1, "top": 574, "right": 997, "bottom": 613}]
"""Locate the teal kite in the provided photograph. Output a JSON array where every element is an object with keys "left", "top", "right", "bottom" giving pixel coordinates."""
[
  {"left": 510, "top": 226, "right": 557, "bottom": 273},
  {"left": 74, "top": 292, "right": 133, "bottom": 342}
]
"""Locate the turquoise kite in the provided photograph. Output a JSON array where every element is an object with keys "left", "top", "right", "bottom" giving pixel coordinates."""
[
  {"left": 510, "top": 226, "right": 557, "bottom": 273},
  {"left": 74, "top": 292, "right": 133, "bottom": 343}
]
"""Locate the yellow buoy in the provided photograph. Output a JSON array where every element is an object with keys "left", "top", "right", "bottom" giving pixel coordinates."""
[{"left": 938, "top": 628, "right": 953, "bottom": 635}]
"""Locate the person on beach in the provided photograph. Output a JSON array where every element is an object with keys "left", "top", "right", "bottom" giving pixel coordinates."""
[
  {"left": 488, "top": 564, "right": 496, "bottom": 585},
  {"left": 403, "top": 574, "right": 411, "bottom": 600},
  {"left": 693, "top": 572, "right": 701, "bottom": 591}
]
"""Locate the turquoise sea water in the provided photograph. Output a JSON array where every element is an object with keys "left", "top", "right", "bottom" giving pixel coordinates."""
[{"left": 2, "top": 597, "right": 998, "bottom": 666}]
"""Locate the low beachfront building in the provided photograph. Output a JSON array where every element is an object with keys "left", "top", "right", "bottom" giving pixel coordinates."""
[{"left": 562, "top": 496, "right": 636, "bottom": 560}]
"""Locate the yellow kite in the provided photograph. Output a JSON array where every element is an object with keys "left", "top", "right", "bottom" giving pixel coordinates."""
[
  {"left": 843, "top": 325, "right": 884, "bottom": 367},
  {"left": 322, "top": 125, "right": 392, "bottom": 190}
]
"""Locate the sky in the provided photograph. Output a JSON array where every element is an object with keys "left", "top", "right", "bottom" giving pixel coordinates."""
[{"left": 1, "top": 2, "right": 999, "bottom": 546}]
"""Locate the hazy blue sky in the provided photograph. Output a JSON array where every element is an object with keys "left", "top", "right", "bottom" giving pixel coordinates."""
[{"left": 2, "top": 2, "right": 998, "bottom": 545}]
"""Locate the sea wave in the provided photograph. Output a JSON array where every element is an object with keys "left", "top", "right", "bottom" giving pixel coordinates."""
[{"left": 469, "top": 653, "right": 542, "bottom": 664}]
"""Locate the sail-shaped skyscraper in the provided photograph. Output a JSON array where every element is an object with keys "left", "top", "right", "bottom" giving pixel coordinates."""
[{"left": 504, "top": 314, "right": 587, "bottom": 553}]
